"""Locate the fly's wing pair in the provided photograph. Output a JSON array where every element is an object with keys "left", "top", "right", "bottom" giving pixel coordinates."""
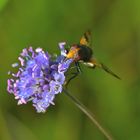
[{"left": 79, "top": 31, "right": 121, "bottom": 80}]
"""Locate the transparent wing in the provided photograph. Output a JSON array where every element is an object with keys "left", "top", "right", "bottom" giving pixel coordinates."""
[
  {"left": 88, "top": 58, "right": 121, "bottom": 80},
  {"left": 79, "top": 30, "right": 92, "bottom": 47}
]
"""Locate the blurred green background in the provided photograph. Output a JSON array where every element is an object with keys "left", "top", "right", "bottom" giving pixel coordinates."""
[{"left": 0, "top": 0, "right": 140, "bottom": 140}]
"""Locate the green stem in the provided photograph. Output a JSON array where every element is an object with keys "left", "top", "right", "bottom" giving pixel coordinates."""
[{"left": 63, "top": 88, "right": 114, "bottom": 140}]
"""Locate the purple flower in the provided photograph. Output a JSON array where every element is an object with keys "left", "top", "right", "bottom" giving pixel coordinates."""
[{"left": 7, "top": 43, "right": 73, "bottom": 113}]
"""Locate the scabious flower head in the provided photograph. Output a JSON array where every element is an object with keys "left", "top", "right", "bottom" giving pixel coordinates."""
[{"left": 7, "top": 43, "right": 73, "bottom": 113}]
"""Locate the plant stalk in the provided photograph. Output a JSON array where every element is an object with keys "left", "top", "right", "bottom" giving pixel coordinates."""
[{"left": 63, "top": 88, "right": 114, "bottom": 140}]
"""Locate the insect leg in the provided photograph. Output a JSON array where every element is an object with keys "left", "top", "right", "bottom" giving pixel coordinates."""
[{"left": 65, "top": 62, "right": 81, "bottom": 88}]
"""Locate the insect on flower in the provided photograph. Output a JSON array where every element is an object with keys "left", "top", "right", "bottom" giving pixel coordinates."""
[{"left": 65, "top": 31, "right": 121, "bottom": 85}]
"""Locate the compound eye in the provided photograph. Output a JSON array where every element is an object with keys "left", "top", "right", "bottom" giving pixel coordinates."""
[{"left": 65, "top": 49, "right": 69, "bottom": 54}]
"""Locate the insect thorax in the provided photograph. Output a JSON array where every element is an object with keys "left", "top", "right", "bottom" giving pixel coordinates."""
[{"left": 77, "top": 45, "right": 93, "bottom": 62}]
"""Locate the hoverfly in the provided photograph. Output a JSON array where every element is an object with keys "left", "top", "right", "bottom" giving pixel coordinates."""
[{"left": 65, "top": 30, "right": 121, "bottom": 86}]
